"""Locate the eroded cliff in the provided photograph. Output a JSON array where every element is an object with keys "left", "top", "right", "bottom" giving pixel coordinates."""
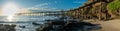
[{"left": 66, "top": 0, "right": 115, "bottom": 21}]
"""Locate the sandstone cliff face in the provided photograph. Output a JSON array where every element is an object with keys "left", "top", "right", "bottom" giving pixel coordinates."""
[{"left": 67, "top": 0, "right": 114, "bottom": 20}]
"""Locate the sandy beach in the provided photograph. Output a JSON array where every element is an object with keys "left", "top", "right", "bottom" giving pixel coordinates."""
[{"left": 91, "top": 19, "right": 120, "bottom": 31}]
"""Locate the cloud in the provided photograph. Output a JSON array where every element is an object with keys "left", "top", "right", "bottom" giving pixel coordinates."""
[
  {"left": 22, "top": 3, "right": 60, "bottom": 11},
  {"left": 74, "top": 0, "right": 86, "bottom": 4},
  {"left": 28, "top": 8, "right": 58, "bottom": 10},
  {"left": 34, "top": 3, "right": 51, "bottom": 7},
  {"left": 74, "top": 2, "right": 82, "bottom": 4},
  {"left": 29, "top": 3, "right": 51, "bottom": 8}
]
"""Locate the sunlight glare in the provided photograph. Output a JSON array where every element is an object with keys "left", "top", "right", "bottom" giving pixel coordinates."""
[
  {"left": 2, "top": 2, "right": 20, "bottom": 22},
  {"left": 2, "top": 2, "right": 20, "bottom": 16},
  {"left": 7, "top": 15, "right": 14, "bottom": 22}
]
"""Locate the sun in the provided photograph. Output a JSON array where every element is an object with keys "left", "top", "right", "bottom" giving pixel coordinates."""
[
  {"left": 2, "top": 2, "right": 20, "bottom": 16},
  {"left": 2, "top": 2, "right": 20, "bottom": 22}
]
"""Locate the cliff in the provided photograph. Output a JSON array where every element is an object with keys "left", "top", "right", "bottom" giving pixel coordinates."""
[{"left": 66, "top": 0, "right": 115, "bottom": 21}]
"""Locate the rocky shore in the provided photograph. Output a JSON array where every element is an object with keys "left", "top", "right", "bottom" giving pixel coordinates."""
[
  {"left": 0, "top": 24, "right": 16, "bottom": 31},
  {"left": 36, "top": 17, "right": 101, "bottom": 31},
  {"left": 35, "top": 0, "right": 120, "bottom": 31}
]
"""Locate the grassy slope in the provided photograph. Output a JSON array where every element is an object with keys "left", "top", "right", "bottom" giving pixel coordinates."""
[{"left": 108, "top": 0, "right": 120, "bottom": 12}]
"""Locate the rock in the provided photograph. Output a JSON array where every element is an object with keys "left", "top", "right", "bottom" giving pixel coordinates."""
[
  {"left": 36, "top": 24, "right": 53, "bottom": 31},
  {"left": 32, "top": 22, "right": 41, "bottom": 25},
  {"left": 80, "top": 22, "right": 97, "bottom": 26},
  {"left": 0, "top": 24, "right": 16, "bottom": 31},
  {"left": 19, "top": 26, "right": 26, "bottom": 28},
  {"left": 36, "top": 19, "right": 100, "bottom": 31},
  {"left": 48, "top": 21, "right": 66, "bottom": 25}
]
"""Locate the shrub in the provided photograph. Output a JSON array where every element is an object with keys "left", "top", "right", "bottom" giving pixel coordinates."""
[{"left": 107, "top": 0, "right": 120, "bottom": 12}]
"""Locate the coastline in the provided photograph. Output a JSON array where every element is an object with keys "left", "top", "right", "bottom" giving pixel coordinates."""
[
  {"left": 86, "top": 19, "right": 120, "bottom": 31},
  {"left": 36, "top": 16, "right": 102, "bottom": 31}
]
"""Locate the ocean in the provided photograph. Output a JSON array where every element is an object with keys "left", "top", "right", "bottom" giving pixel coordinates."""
[{"left": 0, "top": 15, "right": 60, "bottom": 31}]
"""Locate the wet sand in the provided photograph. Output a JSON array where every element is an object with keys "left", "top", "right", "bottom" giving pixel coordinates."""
[{"left": 90, "top": 19, "right": 120, "bottom": 31}]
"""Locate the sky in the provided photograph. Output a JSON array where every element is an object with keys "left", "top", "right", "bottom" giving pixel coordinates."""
[{"left": 0, "top": 0, "right": 87, "bottom": 11}]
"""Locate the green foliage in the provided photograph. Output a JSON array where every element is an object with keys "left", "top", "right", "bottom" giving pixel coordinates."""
[{"left": 108, "top": 0, "right": 120, "bottom": 12}]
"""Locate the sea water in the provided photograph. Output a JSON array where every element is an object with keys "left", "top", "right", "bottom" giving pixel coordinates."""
[{"left": 0, "top": 15, "right": 60, "bottom": 31}]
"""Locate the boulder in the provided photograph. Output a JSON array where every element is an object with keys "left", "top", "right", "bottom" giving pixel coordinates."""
[{"left": 0, "top": 24, "right": 16, "bottom": 31}]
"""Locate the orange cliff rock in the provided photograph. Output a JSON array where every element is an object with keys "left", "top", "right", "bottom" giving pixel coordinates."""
[{"left": 66, "top": 0, "right": 114, "bottom": 21}]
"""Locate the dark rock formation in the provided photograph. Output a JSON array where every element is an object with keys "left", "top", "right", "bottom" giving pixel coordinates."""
[
  {"left": 32, "top": 22, "right": 41, "bottom": 25},
  {"left": 36, "top": 20, "right": 101, "bottom": 31},
  {"left": 19, "top": 26, "right": 26, "bottom": 28},
  {"left": 0, "top": 24, "right": 16, "bottom": 31}
]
